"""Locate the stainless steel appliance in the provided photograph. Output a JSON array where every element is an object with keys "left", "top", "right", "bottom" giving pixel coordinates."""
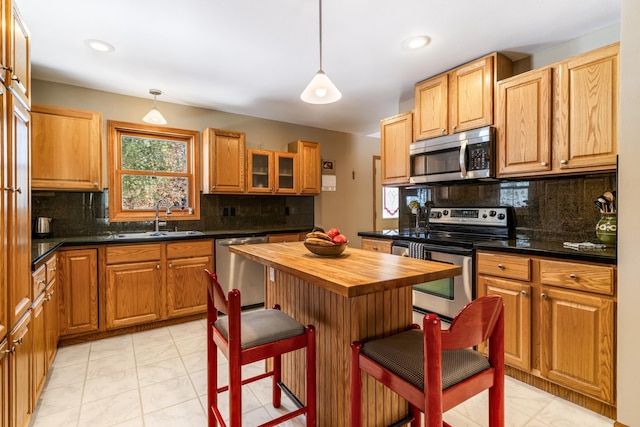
[
  {"left": 391, "top": 206, "right": 513, "bottom": 327},
  {"left": 409, "top": 126, "right": 495, "bottom": 184},
  {"left": 33, "top": 217, "right": 53, "bottom": 238},
  {"left": 215, "top": 235, "right": 268, "bottom": 308}
]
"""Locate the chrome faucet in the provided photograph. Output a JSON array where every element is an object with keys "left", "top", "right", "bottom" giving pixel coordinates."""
[{"left": 154, "top": 198, "right": 172, "bottom": 233}]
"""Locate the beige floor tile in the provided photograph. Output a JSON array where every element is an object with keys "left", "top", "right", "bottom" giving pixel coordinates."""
[
  {"left": 78, "top": 389, "right": 141, "bottom": 427},
  {"left": 144, "top": 398, "right": 207, "bottom": 427},
  {"left": 139, "top": 375, "right": 198, "bottom": 414},
  {"left": 136, "top": 356, "right": 187, "bottom": 387}
]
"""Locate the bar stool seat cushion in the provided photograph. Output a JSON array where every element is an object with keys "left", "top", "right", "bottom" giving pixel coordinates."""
[
  {"left": 361, "top": 329, "right": 491, "bottom": 390},
  {"left": 215, "top": 309, "right": 305, "bottom": 349}
]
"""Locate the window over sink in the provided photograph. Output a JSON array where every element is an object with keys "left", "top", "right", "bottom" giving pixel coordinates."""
[{"left": 107, "top": 121, "right": 200, "bottom": 222}]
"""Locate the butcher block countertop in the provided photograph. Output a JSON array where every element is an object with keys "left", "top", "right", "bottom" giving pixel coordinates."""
[{"left": 229, "top": 241, "right": 462, "bottom": 298}]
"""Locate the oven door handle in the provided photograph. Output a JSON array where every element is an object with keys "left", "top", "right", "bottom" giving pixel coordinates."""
[
  {"left": 459, "top": 139, "right": 468, "bottom": 178},
  {"left": 422, "top": 244, "right": 472, "bottom": 256}
]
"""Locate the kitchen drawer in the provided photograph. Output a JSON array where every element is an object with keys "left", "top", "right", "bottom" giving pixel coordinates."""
[
  {"left": 477, "top": 252, "right": 531, "bottom": 281},
  {"left": 167, "top": 240, "right": 213, "bottom": 259},
  {"left": 268, "top": 233, "right": 303, "bottom": 243},
  {"left": 32, "top": 264, "right": 47, "bottom": 297},
  {"left": 539, "top": 259, "right": 615, "bottom": 295},
  {"left": 361, "top": 238, "right": 392, "bottom": 254},
  {"left": 106, "top": 244, "right": 162, "bottom": 264},
  {"left": 46, "top": 255, "right": 58, "bottom": 284}
]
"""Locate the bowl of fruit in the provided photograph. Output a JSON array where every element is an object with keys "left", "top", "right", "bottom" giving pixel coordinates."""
[{"left": 304, "top": 227, "right": 349, "bottom": 257}]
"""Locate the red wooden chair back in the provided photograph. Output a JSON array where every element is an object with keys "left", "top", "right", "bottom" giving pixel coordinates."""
[{"left": 204, "top": 269, "right": 229, "bottom": 315}]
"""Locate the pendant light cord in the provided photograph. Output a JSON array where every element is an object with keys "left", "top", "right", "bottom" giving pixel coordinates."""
[{"left": 318, "top": 0, "right": 323, "bottom": 71}]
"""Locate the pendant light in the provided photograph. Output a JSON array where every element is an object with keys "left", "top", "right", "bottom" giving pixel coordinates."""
[
  {"left": 300, "top": 0, "right": 341, "bottom": 104},
  {"left": 142, "top": 89, "right": 167, "bottom": 125}
]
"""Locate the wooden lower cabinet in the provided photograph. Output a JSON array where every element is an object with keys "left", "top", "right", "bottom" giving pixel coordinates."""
[
  {"left": 477, "top": 275, "right": 531, "bottom": 370},
  {"left": 9, "top": 312, "right": 32, "bottom": 427},
  {"left": 166, "top": 240, "right": 212, "bottom": 318},
  {"left": 267, "top": 233, "right": 305, "bottom": 243},
  {"left": 360, "top": 237, "right": 392, "bottom": 254},
  {"left": 31, "top": 294, "right": 46, "bottom": 407},
  {"left": 105, "top": 260, "right": 163, "bottom": 328},
  {"left": 44, "top": 281, "right": 58, "bottom": 368},
  {"left": 59, "top": 249, "right": 99, "bottom": 336},
  {"left": 476, "top": 250, "right": 616, "bottom": 414},
  {"left": 539, "top": 286, "right": 615, "bottom": 403},
  {"left": 105, "top": 244, "right": 163, "bottom": 329},
  {"left": 0, "top": 339, "right": 9, "bottom": 427}
]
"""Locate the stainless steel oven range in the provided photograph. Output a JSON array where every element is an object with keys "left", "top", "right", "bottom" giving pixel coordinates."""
[{"left": 391, "top": 206, "right": 514, "bottom": 327}]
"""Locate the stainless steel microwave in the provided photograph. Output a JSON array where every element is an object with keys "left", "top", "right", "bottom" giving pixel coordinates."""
[{"left": 409, "top": 126, "right": 495, "bottom": 184}]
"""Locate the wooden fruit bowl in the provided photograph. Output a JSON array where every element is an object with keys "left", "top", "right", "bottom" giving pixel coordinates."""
[{"left": 304, "top": 241, "right": 349, "bottom": 257}]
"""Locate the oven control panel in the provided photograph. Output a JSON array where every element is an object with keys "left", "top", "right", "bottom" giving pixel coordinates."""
[{"left": 429, "top": 207, "right": 509, "bottom": 227}]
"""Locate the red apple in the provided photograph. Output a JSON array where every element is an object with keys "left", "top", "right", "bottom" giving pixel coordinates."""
[
  {"left": 326, "top": 227, "right": 341, "bottom": 239},
  {"left": 332, "top": 234, "right": 348, "bottom": 244}
]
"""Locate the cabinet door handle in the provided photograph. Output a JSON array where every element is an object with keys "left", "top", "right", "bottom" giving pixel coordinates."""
[
  {"left": 497, "top": 263, "right": 505, "bottom": 269},
  {"left": 440, "top": 128, "right": 445, "bottom": 134},
  {"left": 4, "top": 347, "right": 15, "bottom": 355},
  {"left": 168, "top": 263, "right": 173, "bottom": 268},
  {"left": 2, "top": 66, "right": 13, "bottom": 72},
  {"left": 156, "top": 265, "right": 161, "bottom": 269},
  {"left": 4, "top": 186, "right": 22, "bottom": 193},
  {"left": 560, "top": 159, "right": 568, "bottom": 164},
  {"left": 13, "top": 337, "right": 23, "bottom": 346},
  {"left": 521, "top": 290, "right": 528, "bottom": 296},
  {"left": 540, "top": 162, "right": 547, "bottom": 167},
  {"left": 569, "top": 273, "right": 577, "bottom": 279},
  {"left": 540, "top": 293, "right": 548, "bottom": 299},
  {"left": 452, "top": 125, "right": 457, "bottom": 132}
]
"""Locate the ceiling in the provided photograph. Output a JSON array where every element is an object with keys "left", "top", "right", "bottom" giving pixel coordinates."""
[{"left": 18, "top": 0, "right": 621, "bottom": 136}]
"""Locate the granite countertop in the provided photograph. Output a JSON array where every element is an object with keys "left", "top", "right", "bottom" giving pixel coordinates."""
[
  {"left": 357, "top": 230, "right": 617, "bottom": 265},
  {"left": 31, "top": 227, "right": 311, "bottom": 268}
]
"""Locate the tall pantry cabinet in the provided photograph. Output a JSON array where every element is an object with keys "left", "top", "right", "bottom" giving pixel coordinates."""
[{"left": 1, "top": 1, "right": 32, "bottom": 426}]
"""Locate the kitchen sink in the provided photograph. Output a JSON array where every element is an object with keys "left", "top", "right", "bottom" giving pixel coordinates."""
[{"left": 114, "top": 230, "right": 205, "bottom": 239}]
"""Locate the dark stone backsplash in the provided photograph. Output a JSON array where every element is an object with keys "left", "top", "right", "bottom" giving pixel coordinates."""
[
  {"left": 31, "top": 190, "right": 315, "bottom": 237},
  {"left": 400, "top": 172, "right": 617, "bottom": 241}
]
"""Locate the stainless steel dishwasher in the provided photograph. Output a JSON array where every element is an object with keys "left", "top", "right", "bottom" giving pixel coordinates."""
[{"left": 215, "top": 235, "right": 268, "bottom": 309}]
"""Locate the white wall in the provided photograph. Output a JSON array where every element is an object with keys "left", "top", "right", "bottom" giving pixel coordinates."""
[{"left": 616, "top": 0, "right": 639, "bottom": 424}]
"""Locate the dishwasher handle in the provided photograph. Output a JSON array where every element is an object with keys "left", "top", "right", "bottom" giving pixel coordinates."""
[{"left": 217, "top": 236, "right": 268, "bottom": 246}]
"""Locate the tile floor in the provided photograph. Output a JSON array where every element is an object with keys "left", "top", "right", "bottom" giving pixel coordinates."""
[{"left": 29, "top": 319, "right": 615, "bottom": 427}]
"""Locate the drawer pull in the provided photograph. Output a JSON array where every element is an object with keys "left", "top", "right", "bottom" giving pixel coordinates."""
[
  {"left": 372, "top": 246, "right": 378, "bottom": 250},
  {"left": 521, "top": 290, "right": 528, "bottom": 296},
  {"left": 497, "top": 263, "right": 505, "bottom": 269},
  {"left": 560, "top": 159, "right": 568, "bottom": 164},
  {"left": 540, "top": 293, "right": 548, "bottom": 300},
  {"left": 540, "top": 162, "right": 547, "bottom": 167},
  {"left": 569, "top": 273, "right": 577, "bottom": 279}
]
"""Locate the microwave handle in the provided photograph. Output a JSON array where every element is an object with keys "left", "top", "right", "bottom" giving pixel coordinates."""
[{"left": 459, "top": 140, "right": 468, "bottom": 178}]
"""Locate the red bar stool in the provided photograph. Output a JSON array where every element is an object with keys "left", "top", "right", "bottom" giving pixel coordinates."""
[
  {"left": 350, "top": 294, "right": 504, "bottom": 427},
  {"left": 205, "top": 269, "right": 316, "bottom": 427}
]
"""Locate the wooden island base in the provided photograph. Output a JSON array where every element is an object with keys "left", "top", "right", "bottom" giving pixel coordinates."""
[
  {"left": 229, "top": 242, "right": 461, "bottom": 426},
  {"left": 268, "top": 269, "right": 412, "bottom": 426}
]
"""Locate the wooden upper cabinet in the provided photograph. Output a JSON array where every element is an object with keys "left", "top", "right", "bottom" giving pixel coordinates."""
[
  {"left": 554, "top": 43, "right": 619, "bottom": 172},
  {"left": 274, "top": 151, "right": 297, "bottom": 194},
  {"left": 0, "top": 0, "right": 7, "bottom": 86},
  {"left": 7, "top": 2, "right": 30, "bottom": 108},
  {"left": 381, "top": 111, "right": 413, "bottom": 186},
  {"left": 414, "top": 53, "right": 512, "bottom": 140},
  {"left": 449, "top": 55, "right": 495, "bottom": 133},
  {"left": 31, "top": 104, "right": 103, "bottom": 191},
  {"left": 414, "top": 75, "right": 448, "bottom": 140},
  {"left": 288, "top": 140, "right": 320, "bottom": 195},
  {"left": 247, "top": 149, "right": 273, "bottom": 193},
  {"left": 495, "top": 43, "right": 619, "bottom": 178},
  {"left": 497, "top": 67, "right": 553, "bottom": 177},
  {"left": 202, "top": 128, "right": 246, "bottom": 194}
]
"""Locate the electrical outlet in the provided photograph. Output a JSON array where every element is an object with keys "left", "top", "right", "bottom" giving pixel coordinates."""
[
  {"left": 223, "top": 207, "right": 229, "bottom": 216},
  {"left": 230, "top": 207, "right": 236, "bottom": 216}
]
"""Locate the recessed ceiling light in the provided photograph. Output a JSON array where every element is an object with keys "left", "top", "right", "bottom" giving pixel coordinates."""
[
  {"left": 85, "top": 39, "right": 115, "bottom": 52},
  {"left": 402, "top": 35, "right": 431, "bottom": 50}
]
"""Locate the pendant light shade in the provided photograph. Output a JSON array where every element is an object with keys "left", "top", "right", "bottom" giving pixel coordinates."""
[
  {"left": 300, "top": 0, "right": 341, "bottom": 104},
  {"left": 142, "top": 89, "right": 167, "bottom": 125}
]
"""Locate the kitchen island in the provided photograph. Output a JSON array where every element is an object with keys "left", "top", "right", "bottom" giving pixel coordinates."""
[{"left": 229, "top": 241, "right": 461, "bottom": 427}]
